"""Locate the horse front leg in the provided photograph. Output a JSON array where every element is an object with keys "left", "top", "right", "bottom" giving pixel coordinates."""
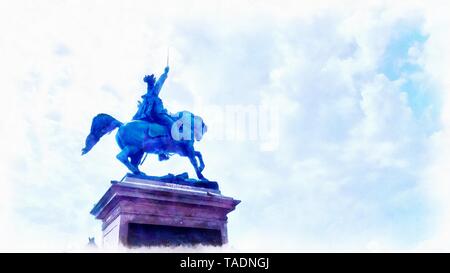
[
  {"left": 195, "top": 151, "right": 205, "bottom": 172},
  {"left": 188, "top": 154, "right": 207, "bottom": 181}
]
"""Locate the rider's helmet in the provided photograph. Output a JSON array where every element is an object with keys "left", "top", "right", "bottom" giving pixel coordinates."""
[{"left": 143, "top": 74, "right": 156, "bottom": 92}]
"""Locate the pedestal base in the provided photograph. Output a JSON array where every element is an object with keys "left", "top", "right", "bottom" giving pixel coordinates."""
[{"left": 90, "top": 175, "right": 240, "bottom": 248}]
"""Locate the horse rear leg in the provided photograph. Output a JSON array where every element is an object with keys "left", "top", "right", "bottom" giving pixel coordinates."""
[
  {"left": 116, "top": 146, "right": 142, "bottom": 175},
  {"left": 130, "top": 150, "right": 146, "bottom": 175}
]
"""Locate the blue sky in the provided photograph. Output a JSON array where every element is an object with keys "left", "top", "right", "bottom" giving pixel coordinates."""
[
  {"left": 1, "top": 0, "right": 450, "bottom": 251},
  {"left": 379, "top": 23, "right": 438, "bottom": 130}
]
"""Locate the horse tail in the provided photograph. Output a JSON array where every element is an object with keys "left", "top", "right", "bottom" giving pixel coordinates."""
[{"left": 81, "top": 113, "right": 123, "bottom": 155}]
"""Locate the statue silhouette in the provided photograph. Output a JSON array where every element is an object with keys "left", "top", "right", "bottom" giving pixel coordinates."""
[{"left": 82, "top": 66, "right": 209, "bottom": 180}]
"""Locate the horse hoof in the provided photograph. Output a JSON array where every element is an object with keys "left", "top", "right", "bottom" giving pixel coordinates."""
[{"left": 132, "top": 171, "right": 145, "bottom": 176}]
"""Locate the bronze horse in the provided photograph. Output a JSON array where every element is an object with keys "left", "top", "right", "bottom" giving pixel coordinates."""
[{"left": 82, "top": 111, "right": 208, "bottom": 180}]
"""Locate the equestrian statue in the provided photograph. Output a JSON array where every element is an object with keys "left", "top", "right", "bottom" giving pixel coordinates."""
[{"left": 81, "top": 65, "right": 209, "bottom": 181}]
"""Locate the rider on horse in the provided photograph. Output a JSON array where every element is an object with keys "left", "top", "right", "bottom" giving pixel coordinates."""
[
  {"left": 133, "top": 66, "right": 173, "bottom": 160},
  {"left": 82, "top": 65, "right": 209, "bottom": 179},
  {"left": 133, "top": 66, "right": 173, "bottom": 126}
]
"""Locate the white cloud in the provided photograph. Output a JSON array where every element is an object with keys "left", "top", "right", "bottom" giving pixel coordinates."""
[{"left": 414, "top": 0, "right": 450, "bottom": 251}]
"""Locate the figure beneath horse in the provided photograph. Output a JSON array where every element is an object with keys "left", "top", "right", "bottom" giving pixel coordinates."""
[{"left": 81, "top": 66, "right": 209, "bottom": 180}]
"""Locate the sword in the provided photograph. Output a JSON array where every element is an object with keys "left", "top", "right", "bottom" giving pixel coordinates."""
[{"left": 166, "top": 47, "right": 170, "bottom": 67}]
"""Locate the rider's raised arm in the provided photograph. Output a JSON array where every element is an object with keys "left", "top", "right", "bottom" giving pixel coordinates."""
[{"left": 153, "top": 66, "right": 169, "bottom": 96}]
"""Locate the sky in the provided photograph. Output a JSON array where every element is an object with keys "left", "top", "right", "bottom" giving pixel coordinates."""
[{"left": 0, "top": 0, "right": 450, "bottom": 252}]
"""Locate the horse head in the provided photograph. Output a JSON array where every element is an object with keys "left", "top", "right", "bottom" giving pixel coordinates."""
[
  {"left": 193, "top": 115, "right": 207, "bottom": 141},
  {"left": 172, "top": 111, "right": 207, "bottom": 142}
]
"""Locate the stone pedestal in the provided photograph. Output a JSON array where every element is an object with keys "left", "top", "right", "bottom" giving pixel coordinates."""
[{"left": 90, "top": 175, "right": 240, "bottom": 248}]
